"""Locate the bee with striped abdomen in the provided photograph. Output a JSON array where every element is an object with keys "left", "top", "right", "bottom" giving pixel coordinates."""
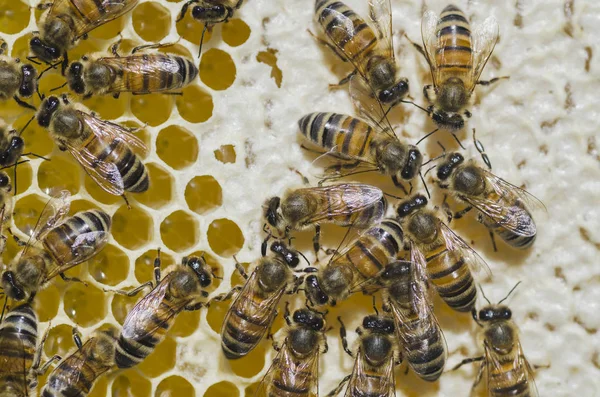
[
  {"left": 314, "top": 0, "right": 409, "bottom": 110},
  {"left": 114, "top": 252, "right": 213, "bottom": 368},
  {"left": 29, "top": 0, "right": 139, "bottom": 70},
  {"left": 379, "top": 260, "right": 447, "bottom": 382},
  {"left": 264, "top": 183, "right": 387, "bottom": 254},
  {"left": 0, "top": 41, "right": 38, "bottom": 110},
  {"left": 416, "top": 4, "right": 504, "bottom": 130},
  {"left": 396, "top": 193, "right": 489, "bottom": 313},
  {"left": 65, "top": 41, "right": 198, "bottom": 99},
  {"left": 177, "top": 0, "right": 245, "bottom": 57},
  {"left": 436, "top": 152, "right": 544, "bottom": 251},
  {"left": 304, "top": 218, "right": 404, "bottom": 307},
  {"left": 255, "top": 306, "right": 328, "bottom": 397},
  {"left": 41, "top": 325, "right": 119, "bottom": 397},
  {"left": 453, "top": 285, "right": 539, "bottom": 397},
  {"left": 0, "top": 190, "right": 111, "bottom": 302},
  {"left": 214, "top": 241, "right": 303, "bottom": 359},
  {"left": 36, "top": 95, "right": 149, "bottom": 200}
]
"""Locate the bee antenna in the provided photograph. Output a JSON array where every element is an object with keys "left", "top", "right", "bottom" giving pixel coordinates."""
[
  {"left": 37, "top": 60, "right": 60, "bottom": 80},
  {"left": 415, "top": 128, "right": 439, "bottom": 146},
  {"left": 297, "top": 250, "right": 311, "bottom": 267},
  {"left": 0, "top": 159, "right": 29, "bottom": 170},
  {"left": 50, "top": 81, "right": 68, "bottom": 92},
  {"left": 478, "top": 285, "right": 491, "bottom": 305},
  {"left": 382, "top": 191, "right": 404, "bottom": 200},
  {"left": 419, "top": 171, "right": 431, "bottom": 199},
  {"left": 18, "top": 115, "right": 35, "bottom": 136},
  {"left": 498, "top": 281, "right": 522, "bottom": 305},
  {"left": 372, "top": 295, "right": 379, "bottom": 316},
  {"left": 401, "top": 99, "right": 429, "bottom": 114},
  {"left": 423, "top": 164, "right": 437, "bottom": 178}
]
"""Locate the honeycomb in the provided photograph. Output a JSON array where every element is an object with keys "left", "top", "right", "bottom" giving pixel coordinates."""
[{"left": 0, "top": 0, "right": 598, "bottom": 396}]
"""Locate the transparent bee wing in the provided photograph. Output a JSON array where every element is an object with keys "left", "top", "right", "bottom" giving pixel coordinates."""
[
  {"left": 368, "top": 0, "right": 394, "bottom": 60},
  {"left": 464, "top": 195, "right": 537, "bottom": 238},
  {"left": 79, "top": 111, "right": 148, "bottom": 156},
  {"left": 66, "top": 143, "right": 125, "bottom": 196},
  {"left": 420, "top": 10, "right": 442, "bottom": 87},
  {"left": 483, "top": 169, "right": 546, "bottom": 212},
  {"left": 349, "top": 75, "right": 397, "bottom": 140},
  {"left": 439, "top": 222, "right": 492, "bottom": 278},
  {"left": 346, "top": 350, "right": 396, "bottom": 397},
  {"left": 44, "top": 231, "right": 110, "bottom": 280},
  {"left": 467, "top": 16, "right": 499, "bottom": 92}
]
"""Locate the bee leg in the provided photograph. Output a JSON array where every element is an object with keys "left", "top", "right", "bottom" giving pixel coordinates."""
[
  {"left": 403, "top": 33, "right": 427, "bottom": 58},
  {"left": 110, "top": 35, "right": 123, "bottom": 57},
  {"left": 286, "top": 276, "right": 304, "bottom": 294},
  {"left": 329, "top": 70, "right": 357, "bottom": 89},
  {"left": 59, "top": 273, "right": 88, "bottom": 286},
  {"left": 61, "top": 54, "right": 69, "bottom": 76},
  {"left": 452, "top": 206, "right": 473, "bottom": 220},
  {"left": 197, "top": 24, "right": 209, "bottom": 59},
  {"left": 488, "top": 230, "right": 498, "bottom": 252},
  {"left": 12, "top": 96, "right": 36, "bottom": 111},
  {"left": 210, "top": 285, "right": 242, "bottom": 304},
  {"left": 441, "top": 196, "right": 453, "bottom": 223},
  {"left": 472, "top": 128, "right": 492, "bottom": 170},
  {"left": 184, "top": 302, "right": 205, "bottom": 311},
  {"left": 36, "top": 2, "right": 53, "bottom": 10},
  {"left": 72, "top": 327, "right": 83, "bottom": 349},
  {"left": 177, "top": 0, "right": 199, "bottom": 22},
  {"left": 476, "top": 76, "right": 509, "bottom": 86},
  {"left": 450, "top": 355, "right": 484, "bottom": 371},
  {"left": 31, "top": 326, "right": 61, "bottom": 377},
  {"left": 469, "top": 361, "right": 486, "bottom": 397},
  {"left": 109, "top": 281, "right": 154, "bottom": 297},
  {"left": 391, "top": 175, "right": 409, "bottom": 195},
  {"left": 306, "top": 29, "right": 346, "bottom": 61},
  {"left": 283, "top": 302, "right": 292, "bottom": 326},
  {"left": 312, "top": 224, "right": 321, "bottom": 255},
  {"left": 325, "top": 374, "right": 351, "bottom": 397},
  {"left": 337, "top": 317, "right": 354, "bottom": 357}
]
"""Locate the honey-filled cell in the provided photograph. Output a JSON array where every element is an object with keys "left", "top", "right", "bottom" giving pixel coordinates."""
[
  {"left": 171, "top": 308, "right": 201, "bottom": 338},
  {"left": 135, "top": 163, "right": 174, "bottom": 210},
  {"left": 33, "top": 284, "right": 60, "bottom": 323},
  {"left": 156, "top": 375, "right": 196, "bottom": 397},
  {"left": 185, "top": 175, "right": 223, "bottom": 215},
  {"left": 156, "top": 125, "right": 199, "bottom": 170},
  {"left": 63, "top": 282, "right": 107, "bottom": 327},
  {"left": 176, "top": 84, "right": 214, "bottom": 124},
  {"left": 176, "top": 9, "right": 213, "bottom": 48},
  {"left": 130, "top": 94, "right": 174, "bottom": 127},
  {"left": 84, "top": 93, "right": 128, "bottom": 121},
  {"left": 132, "top": 2, "right": 171, "bottom": 43},
  {"left": 88, "top": 244, "right": 130, "bottom": 286},
  {"left": 111, "top": 289, "right": 143, "bottom": 326},
  {"left": 137, "top": 335, "right": 177, "bottom": 378},
  {"left": 205, "top": 381, "right": 240, "bottom": 397},
  {"left": 160, "top": 210, "right": 199, "bottom": 252},
  {"left": 135, "top": 249, "right": 175, "bottom": 284},
  {"left": 222, "top": 19, "right": 251, "bottom": 47},
  {"left": 200, "top": 49, "right": 237, "bottom": 91},
  {"left": 111, "top": 369, "right": 152, "bottom": 397},
  {"left": 44, "top": 324, "right": 77, "bottom": 359},
  {"left": 14, "top": 193, "right": 47, "bottom": 235},
  {"left": 89, "top": 12, "right": 130, "bottom": 40},
  {"left": 10, "top": 34, "right": 30, "bottom": 60},
  {"left": 206, "top": 297, "right": 228, "bottom": 335},
  {"left": 214, "top": 144, "right": 236, "bottom": 164},
  {"left": 207, "top": 218, "right": 245, "bottom": 257},
  {"left": 37, "top": 153, "right": 81, "bottom": 195},
  {"left": 0, "top": 0, "right": 30, "bottom": 34},
  {"left": 112, "top": 204, "right": 154, "bottom": 250}
]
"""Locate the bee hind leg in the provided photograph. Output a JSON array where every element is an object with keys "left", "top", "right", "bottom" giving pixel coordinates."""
[
  {"left": 210, "top": 285, "right": 242, "bottom": 304},
  {"left": 469, "top": 361, "right": 486, "bottom": 397},
  {"left": 72, "top": 327, "right": 83, "bottom": 349},
  {"left": 450, "top": 355, "right": 484, "bottom": 371},
  {"left": 337, "top": 317, "right": 354, "bottom": 357},
  {"left": 329, "top": 70, "right": 357, "bottom": 89},
  {"left": 403, "top": 33, "right": 427, "bottom": 59},
  {"left": 59, "top": 273, "right": 88, "bottom": 286},
  {"left": 477, "top": 76, "right": 509, "bottom": 86},
  {"left": 325, "top": 374, "right": 351, "bottom": 397},
  {"left": 132, "top": 39, "right": 180, "bottom": 55},
  {"left": 13, "top": 96, "right": 36, "bottom": 111},
  {"left": 306, "top": 29, "right": 347, "bottom": 61}
]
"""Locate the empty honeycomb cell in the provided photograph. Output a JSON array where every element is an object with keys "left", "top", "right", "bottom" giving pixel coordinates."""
[
  {"left": 222, "top": 19, "right": 251, "bottom": 47},
  {"left": 171, "top": 308, "right": 201, "bottom": 337},
  {"left": 207, "top": 218, "right": 245, "bottom": 257},
  {"left": 13, "top": 160, "right": 32, "bottom": 195},
  {"left": 135, "top": 163, "right": 174, "bottom": 210},
  {"left": 156, "top": 375, "right": 196, "bottom": 397},
  {"left": 160, "top": 210, "right": 199, "bottom": 252},
  {"left": 63, "top": 282, "right": 107, "bottom": 327},
  {"left": 0, "top": 0, "right": 29, "bottom": 34},
  {"left": 257, "top": 49, "right": 283, "bottom": 88},
  {"left": 188, "top": 250, "right": 222, "bottom": 291},
  {"left": 130, "top": 94, "right": 174, "bottom": 127},
  {"left": 137, "top": 335, "right": 177, "bottom": 378},
  {"left": 204, "top": 381, "right": 240, "bottom": 397},
  {"left": 135, "top": 249, "right": 175, "bottom": 284},
  {"left": 33, "top": 284, "right": 60, "bottom": 323},
  {"left": 84, "top": 176, "right": 122, "bottom": 206},
  {"left": 229, "top": 343, "right": 267, "bottom": 378},
  {"left": 132, "top": 2, "right": 171, "bottom": 43},
  {"left": 175, "top": 84, "right": 214, "bottom": 123},
  {"left": 37, "top": 153, "right": 81, "bottom": 195},
  {"left": 10, "top": 34, "right": 29, "bottom": 60},
  {"left": 156, "top": 125, "right": 199, "bottom": 170},
  {"left": 214, "top": 144, "right": 236, "bottom": 163},
  {"left": 13, "top": 193, "right": 47, "bottom": 235},
  {"left": 206, "top": 298, "right": 228, "bottom": 335},
  {"left": 176, "top": 9, "right": 213, "bottom": 48},
  {"left": 200, "top": 49, "right": 236, "bottom": 91},
  {"left": 84, "top": 94, "right": 128, "bottom": 121},
  {"left": 185, "top": 175, "right": 223, "bottom": 215},
  {"left": 43, "top": 324, "right": 77, "bottom": 359},
  {"left": 112, "top": 204, "right": 154, "bottom": 250},
  {"left": 112, "top": 369, "right": 152, "bottom": 397},
  {"left": 88, "top": 244, "right": 130, "bottom": 286},
  {"left": 111, "top": 289, "right": 143, "bottom": 325}
]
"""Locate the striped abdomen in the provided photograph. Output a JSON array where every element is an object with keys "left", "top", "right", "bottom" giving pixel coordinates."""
[
  {"left": 435, "top": 5, "right": 472, "bottom": 77},
  {"left": 425, "top": 247, "right": 476, "bottom": 312},
  {"left": 0, "top": 303, "right": 38, "bottom": 396},
  {"left": 42, "top": 209, "right": 111, "bottom": 267},
  {"left": 101, "top": 54, "right": 198, "bottom": 94},
  {"left": 267, "top": 355, "right": 316, "bottom": 396},
  {"left": 334, "top": 218, "right": 404, "bottom": 280},
  {"left": 82, "top": 133, "right": 149, "bottom": 193},
  {"left": 298, "top": 112, "right": 377, "bottom": 162},
  {"left": 315, "top": 0, "right": 377, "bottom": 67},
  {"left": 488, "top": 351, "right": 532, "bottom": 397},
  {"left": 485, "top": 201, "right": 537, "bottom": 249}
]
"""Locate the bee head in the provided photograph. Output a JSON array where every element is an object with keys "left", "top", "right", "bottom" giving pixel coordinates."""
[
  {"left": 478, "top": 305, "right": 512, "bottom": 322},
  {"left": 293, "top": 308, "right": 325, "bottom": 331},
  {"left": 29, "top": 37, "right": 61, "bottom": 63},
  {"left": 379, "top": 260, "right": 412, "bottom": 283},
  {"left": 183, "top": 256, "right": 212, "bottom": 288},
  {"left": 18, "top": 64, "right": 37, "bottom": 98},
  {"left": 192, "top": 4, "right": 227, "bottom": 22},
  {"left": 67, "top": 62, "right": 86, "bottom": 95},
  {"left": 436, "top": 152, "right": 464, "bottom": 181},
  {"left": 270, "top": 240, "right": 300, "bottom": 268},
  {"left": 396, "top": 193, "right": 428, "bottom": 218},
  {"left": 36, "top": 95, "right": 61, "bottom": 128},
  {"left": 362, "top": 315, "right": 395, "bottom": 334},
  {"left": 431, "top": 109, "right": 465, "bottom": 131},
  {"left": 378, "top": 78, "right": 409, "bottom": 107},
  {"left": 1, "top": 271, "right": 26, "bottom": 301},
  {"left": 304, "top": 273, "right": 330, "bottom": 307},
  {"left": 400, "top": 146, "right": 422, "bottom": 180},
  {"left": 264, "top": 196, "right": 282, "bottom": 229}
]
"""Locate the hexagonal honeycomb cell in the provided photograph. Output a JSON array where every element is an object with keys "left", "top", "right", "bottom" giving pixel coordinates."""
[
  {"left": 185, "top": 175, "right": 223, "bottom": 215},
  {"left": 134, "top": 163, "right": 174, "bottom": 209},
  {"left": 207, "top": 218, "right": 245, "bottom": 257},
  {"left": 156, "top": 125, "right": 199, "bottom": 170},
  {"left": 160, "top": 210, "right": 199, "bottom": 252},
  {"left": 132, "top": 2, "right": 171, "bottom": 43},
  {"left": 200, "top": 49, "right": 236, "bottom": 90}
]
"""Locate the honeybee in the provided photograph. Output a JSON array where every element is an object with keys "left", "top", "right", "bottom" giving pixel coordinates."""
[
  {"left": 0, "top": 43, "right": 38, "bottom": 110},
  {"left": 396, "top": 193, "right": 489, "bottom": 313},
  {"left": 41, "top": 325, "right": 119, "bottom": 397},
  {"left": 264, "top": 183, "right": 387, "bottom": 254},
  {"left": 416, "top": 4, "right": 503, "bottom": 130},
  {"left": 453, "top": 286, "right": 539, "bottom": 397},
  {"left": 436, "top": 152, "right": 544, "bottom": 250},
  {"left": 66, "top": 44, "right": 199, "bottom": 98},
  {"left": 0, "top": 190, "right": 111, "bottom": 302},
  {"left": 314, "top": 0, "right": 409, "bottom": 109},
  {"left": 29, "top": 0, "right": 139, "bottom": 69},
  {"left": 327, "top": 314, "right": 400, "bottom": 397},
  {"left": 177, "top": 0, "right": 245, "bottom": 57},
  {"left": 214, "top": 241, "right": 303, "bottom": 359},
  {"left": 379, "top": 260, "right": 447, "bottom": 382},
  {"left": 114, "top": 252, "right": 214, "bottom": 368},
  {"left": 36, "top": 95, "right": 149, "bottom": 199},
  {"left": 304, "top": 218, "right": 404, "bottom": 307},
  {"left": 255, "top": 306, "right": 328, "bottom": 397}
]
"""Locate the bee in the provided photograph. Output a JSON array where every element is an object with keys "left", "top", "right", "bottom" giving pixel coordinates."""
[
  {"left": 304, "top": 218, "right": 404, "bottom": 307},
  {"left": 65, "top": 43, "right": 199, "bottom": 98},
  {"left": 314, "top": 0, "right": 409, "bottom": 109},
  {"left": 0, "top": 42, "right": 38, "bottom": 110},
  {"left": 379, "top": 260, "right": 447, "bottom": 382},
  {"left": 255, "top": 306, "right": 328, "bottom": 397},
  {"left": 41, "top": 325, "right": 119, "bottom": 397},
  {"left": 327, "top": 314, "right": 400, "bottom": 397},
  {"left": 264, "top": 183, "right": 387, "bottom": 254},
  {"left": 177, "top": 0, "right": 245, "bottom": 57},
  {"left": 36, "top": 95, "right": 149, "bottom": 199},
  {"left": 0, "top": 190, "right": 111, "bottom": 302},
  {"left": 453, "top": 285, "right": 539, "bottom": 397},
  {"left": 396, "top": 193, "right": 489, "bottom": 313},
  {"left": 114, "top": 252, "right": 214, "bottom": 368},
  {"left": 0, "top": 303, "right": 60, "bottom": 396},
  {"left": 214, "top": 241, "right": 303, "bottom": 359},
  {"left": 29, "top": 0, "right": 139, "bottom": 69},
  {"left": 416, "top": 4, "right": 504, "bottom": 130},
  {"left": 435, "top": 152, "right": 544, "bottom": 250}
]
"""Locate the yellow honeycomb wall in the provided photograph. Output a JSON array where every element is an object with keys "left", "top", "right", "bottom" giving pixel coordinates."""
[{"left": 0, "top": 0, "right": 598, "bottom": 396}]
